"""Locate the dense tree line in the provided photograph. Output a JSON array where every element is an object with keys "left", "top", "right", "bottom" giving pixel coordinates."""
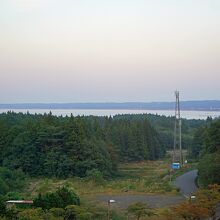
[
  {"left": 0, "top": 187, "right": 104, "bottom": 220},
  {"left": 0, "top": 112, "right": 165, "bottom": 178},
  {"left": 191, "top": 118, "right": 220, "bottom": 186},
  {"left": 114, "top": 114, "right": 206, "bottom": 150},
  {"left": 0, "top": 189, "right": 118, "bottom": 220}
]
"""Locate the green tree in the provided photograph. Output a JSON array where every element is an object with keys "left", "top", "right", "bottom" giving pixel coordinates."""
[
  {"left": 0, "top": 167, "right": 26, "bottom": 196},
  {"left": 0, "top": 196, "right": 6, "bottom": 217},
  {"left": 33, "top": 187, "right": 80, "bottom": 210},
  {"left": 205, "top": 119, "right": 220, "bottom": 153},
  {"left": 198, "top": 152, "right": 220, "bottom": 187}
]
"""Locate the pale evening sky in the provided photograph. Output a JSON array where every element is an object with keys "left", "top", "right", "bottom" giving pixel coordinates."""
[{"left": 0, "top": 0, "right": 219, "bottom": 103}]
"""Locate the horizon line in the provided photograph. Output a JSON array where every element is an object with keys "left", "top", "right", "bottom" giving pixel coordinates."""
[{"left": 0, "top": 99, "right": 220, "bottom": 105}]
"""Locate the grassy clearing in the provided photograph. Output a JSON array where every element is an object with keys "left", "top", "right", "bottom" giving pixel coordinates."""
[
  {"left": 13, "top": 160, "right": 197, "bottom": 219},
  {"left": 22, "top": 160, "right": 180, "bottom": 200}
]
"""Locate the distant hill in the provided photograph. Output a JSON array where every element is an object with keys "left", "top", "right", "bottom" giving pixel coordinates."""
[{"left": 0, "top": 100, "right": 220, "bottom": 111}]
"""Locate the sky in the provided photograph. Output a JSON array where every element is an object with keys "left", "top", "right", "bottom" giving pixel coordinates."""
[{"left": 0, "top": 0, "right": 220, "bottom": 103}]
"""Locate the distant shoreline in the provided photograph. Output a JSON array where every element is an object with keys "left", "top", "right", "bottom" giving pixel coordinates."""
[{"left": 1, "top": 108, "right": 220, "bottom": 120}]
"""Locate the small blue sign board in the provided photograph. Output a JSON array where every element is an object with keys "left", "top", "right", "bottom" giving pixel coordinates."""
[{"left": 172, "top": 163, "right": 181, "bottom": 170}]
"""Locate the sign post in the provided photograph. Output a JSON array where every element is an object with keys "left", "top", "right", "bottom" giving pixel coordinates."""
[{"left": 107, "top": 199, "right": 116, "bottom": 220}]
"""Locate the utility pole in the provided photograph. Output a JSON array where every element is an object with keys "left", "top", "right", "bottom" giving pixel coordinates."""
[{"left": 173, "top": 91, "right": 183, "bottom": 165}]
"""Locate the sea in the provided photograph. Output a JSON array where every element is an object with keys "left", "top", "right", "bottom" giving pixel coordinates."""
[{"left": 0, "top": 109, "right": 220, "bottom": 120}]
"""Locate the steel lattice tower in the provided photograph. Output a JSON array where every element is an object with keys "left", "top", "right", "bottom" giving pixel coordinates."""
[{"left": 173, "top": 91, "right": 183, "bottom": 165}]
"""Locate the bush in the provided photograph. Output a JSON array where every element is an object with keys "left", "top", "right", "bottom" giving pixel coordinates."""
[
  {"left": 49, "top": 208, "right": 65, "bottom": 217},
  {"left": 33, "top": 187, "right": 80, "bottom": 210},
  {"left": 64, "top": 205, "right": 95, "bottom": 220},
  {"left": 127, "top": 202, "right": 156, "bottom": 220},
  {"left": 163, "top": 183, "right": 173, "bottom": 192},
  {"left": 18, "top": 208, "right": 44, "bottom": 220},
  {"left": 5, "top": 206, "right": 19, "bottom": 220},
  {"left": 0, "top": 196, "right": 6, "bottom": 217},
  {"left": 0, "top": 179, "right": 9, "bottom": 196},
  {"left": 5, "top": 192, "right": 23, "bottom": 200},
  {"left": 86, "top": 169, "right": 105, "bottom": 184}
]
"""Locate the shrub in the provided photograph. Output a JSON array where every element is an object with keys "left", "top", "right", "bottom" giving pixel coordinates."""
[
  {"left": 34, "top": 187, "right": 80, "bottom": 210},
  {"left": 0, "top": 196, "right": 6, "bottom": 217},
  {"left": 18, "top": 208, "right": 44, "bottom": 220},
  {"left": 86, "top": 169, "right": 105, "bottom": 184},
  {"left": 49, "top": 208, "right": 65, "bottom": 217},
  {"left": 64, "top": 205, "right": 95, "bottom": 220},
  {"left": 127, "top": 202, "right": 156, "bottom": 220}
]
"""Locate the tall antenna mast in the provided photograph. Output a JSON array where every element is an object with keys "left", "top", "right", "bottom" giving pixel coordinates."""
[{"left": 173, "top": 91, "right": 183, "bottom": 165}]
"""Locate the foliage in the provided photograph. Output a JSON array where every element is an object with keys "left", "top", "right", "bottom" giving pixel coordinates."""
[
  {"left": 5, "top": 206, "right": 19, "bottom": 220},
  {"left": 114, "top": 114, "right": 206, "bottom": 150},
  {"left": 205, "top": 118, "right": 220, "bottom": 153},
  {"left": 1, "top": 199, "right": 107, "bottom": 220},
  {"left": 0, "top": 112, "right": 168, "bottom": 178},
  {"left": 33, "top": 187, "right": 80, "bottom": 210},
  {"left": 49, "top": 208, "right": 65, "bottom": 218},
  {"left": 172, "top": 185, "right": 220, "bottom": 220},
  {"left": 86, "top": 168, "right": 105, "bottom": 184},
  {"left": 192, "top": 118, "right": 220, "bottom": 186},
  {"left": 110, "top": 210, "right": 127, "bottom": 220},
  {"left": 64, "top": 204, "right": 108, "bottom": 220},
  {"left": 64, "top": 205, "right": 92, "bottom": 220},
  {"left": 127, "top": 202, "right": 156, "bottom": 220},
  {"left": 195, "top": 184, "right": 220, "bottom": 218},
  {"left": 172, "top": 201, "right": 211, "bottom": 220},
  {"left": 18, "top": 208, "right": 45, "bottom": 220},
  {"left": 198, "top": 152, "right": 220, "bottom": 187},
  {"left": 190, "top": 127, "right": 207, "bottom": 158},
  {"left": 0, "top": 196, "right": 6, "bottom": 217},
  {"left": 0, "top": 167, "right": 26, "bottom": 196},
  {"left": 5, "top": 192, "right": 23, "bottom": 201}
]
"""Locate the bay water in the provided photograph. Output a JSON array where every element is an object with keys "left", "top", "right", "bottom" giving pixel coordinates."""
[{"left": 0, "top": 109, "right": 220, "bottom": 120}]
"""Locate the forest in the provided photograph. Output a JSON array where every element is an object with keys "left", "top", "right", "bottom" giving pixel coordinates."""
[
  {"left": 0, "top": 111, "right": 219, "bottom": 184},
  {"left": 191, "top": 118, "right": 220, "bottom": 186},
  {"left": 0, "top": 112, "right": 220, "bottom": 220},
  {"left": 0, "top": 112, "right": 166, "bottom": 178}
]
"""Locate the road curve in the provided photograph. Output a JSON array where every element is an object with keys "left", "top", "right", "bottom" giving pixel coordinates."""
[
  {"left": 95, "top": 170, "right": 198, "bottom": 209},
  {"left": 175, "top": 170, "right": 198, "bottom": 198}
]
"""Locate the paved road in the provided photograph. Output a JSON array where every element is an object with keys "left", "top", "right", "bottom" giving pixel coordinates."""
[
  {"left": 96, "top": 194, "right": 184, "bottom": 209},
  {"left": 175, "top": 170, "right": 198, "bottom": 198},
  {"left": 96, "top": 170, "right": 198, "bottom": 209}
]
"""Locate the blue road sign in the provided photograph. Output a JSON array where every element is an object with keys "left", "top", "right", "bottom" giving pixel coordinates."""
[{"left": 172, "top": 163, "right": 181, "bottom": 169}]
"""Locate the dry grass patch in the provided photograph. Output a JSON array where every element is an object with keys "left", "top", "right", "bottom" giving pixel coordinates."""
[{"left": 23, "top": 160, "right": 178, "bottom": 200}]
